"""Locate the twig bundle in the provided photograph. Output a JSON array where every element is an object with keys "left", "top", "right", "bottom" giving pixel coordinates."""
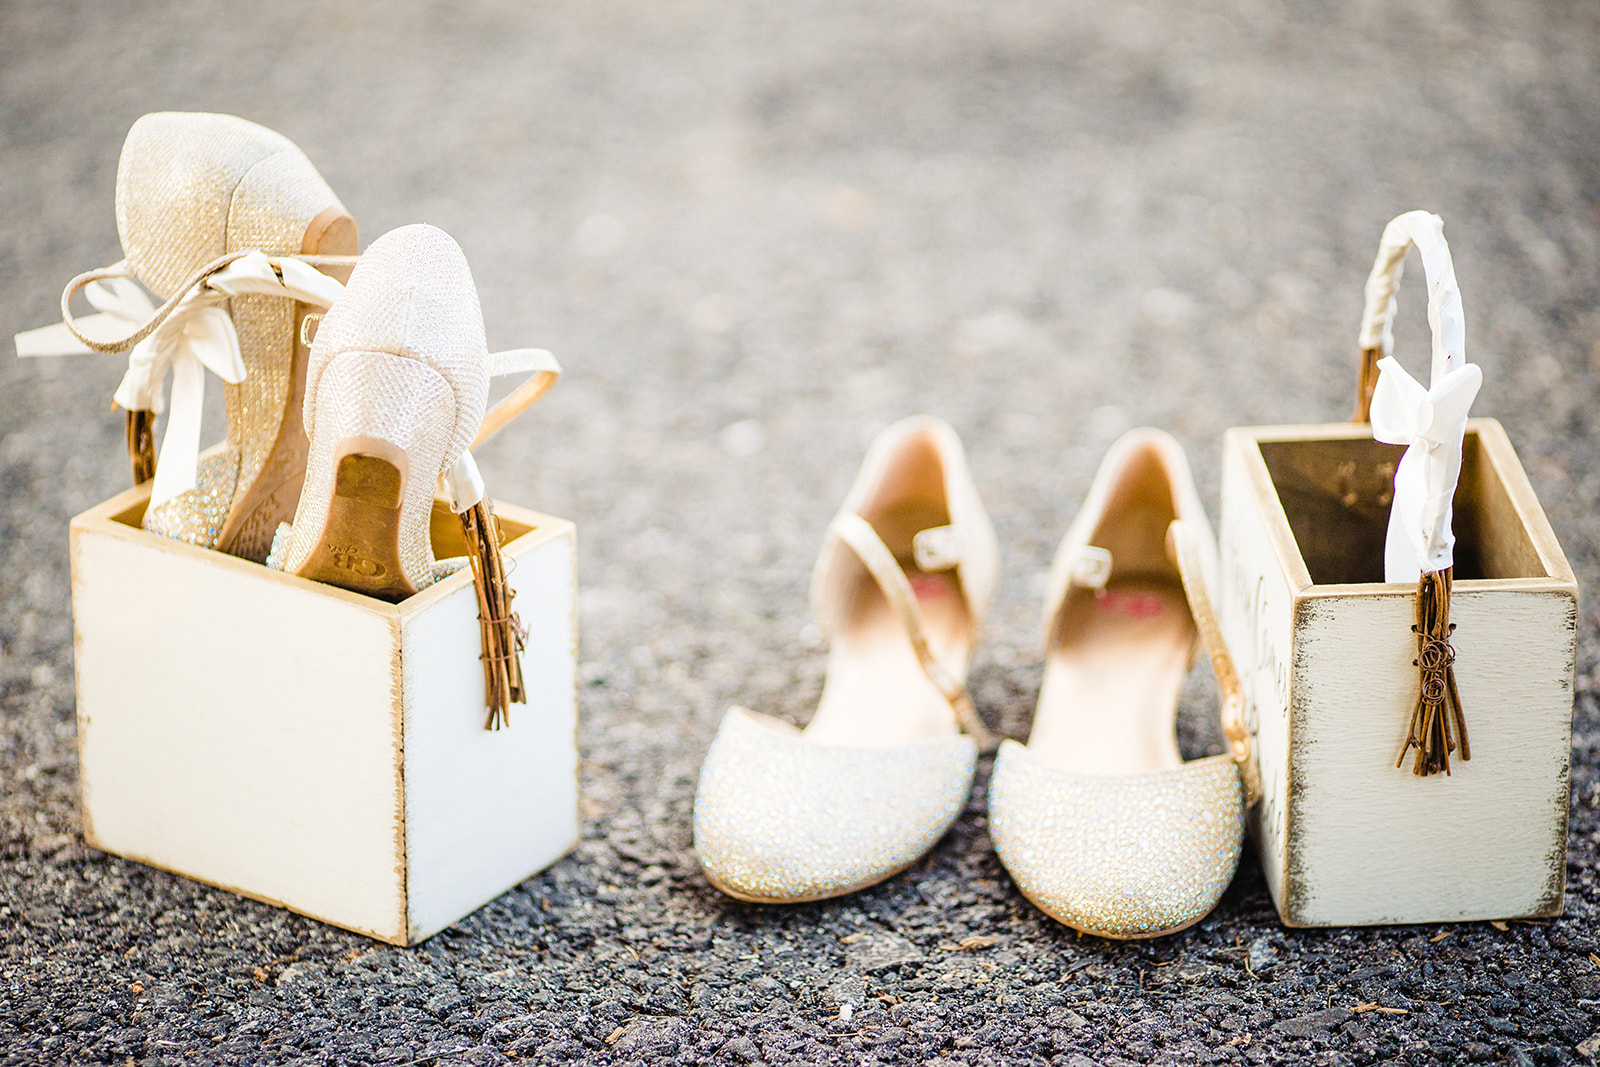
[
  {"left": 459, "top": 498, "right": 527, "bottom": 729},
  {"left": 1398, "top": 568, "right": 1470, "bottom": 776}
]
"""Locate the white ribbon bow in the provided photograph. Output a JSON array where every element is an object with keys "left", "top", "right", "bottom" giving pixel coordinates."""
[
  {"left": 1357, "top": 210, "right": 1482, "bottom": 584},
  {"left": 16, "top": 252, "right": 345, "bottom": 511},
  {"left": 1370, "top": 357, "right": 1482, "bottom": 583}
]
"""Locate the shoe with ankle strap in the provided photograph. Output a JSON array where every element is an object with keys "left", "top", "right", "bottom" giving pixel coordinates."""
[
  {"left": 988, "top": 428, "right": 1260, "bottom": 938},
  {"left": 266, "top": 223, "right": 560, "bottom": 727},
  {"left": 694, "top": 415, "right": 997, "bottom": 903}
]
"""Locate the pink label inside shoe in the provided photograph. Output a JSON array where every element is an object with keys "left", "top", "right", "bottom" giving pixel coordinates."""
[{"left": 1097, "top": 590, "right": 1165, "bottom": 620}]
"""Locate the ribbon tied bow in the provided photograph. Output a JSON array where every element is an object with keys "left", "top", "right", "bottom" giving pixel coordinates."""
[
  {"left": 1369, "top": 356, "right": 1481, "bottom": 584},
  {"left": 16, "top": 251, "right": 346, "bottom": 511}
]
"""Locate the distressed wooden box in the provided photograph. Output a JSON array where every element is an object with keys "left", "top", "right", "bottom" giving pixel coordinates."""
[
  {"left": 1219, "top": 418, "right": 1577, "bottom": 927},
  {"left": 69, "top": 481, "right": 578, "bottom": 945}
]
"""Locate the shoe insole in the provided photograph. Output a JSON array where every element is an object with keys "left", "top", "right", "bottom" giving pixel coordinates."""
[
  {"left": 1027, "top": 578, "right": 1194, "bottom": 775},
  {"left": 295, "top": 445, "right": 419, "bottom": 602},
  {"left": 803, "top": 566, "right": 969, "bottom": 748}
]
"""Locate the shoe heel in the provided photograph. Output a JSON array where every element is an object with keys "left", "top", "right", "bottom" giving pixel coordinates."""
[
  {"left": 295, "top": 438, "right": 413, "bottom": 600},
  {"left": 290, "top": 350, "right": 453, "bottom": 600}
]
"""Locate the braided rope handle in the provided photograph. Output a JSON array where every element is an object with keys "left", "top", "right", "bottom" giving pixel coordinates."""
[
  {"left": 1352, "top": 210, "right": 1468, "bottom": 422},
  {"left": 1351, "top": 211, "right": 1476, "bottom": 776}
]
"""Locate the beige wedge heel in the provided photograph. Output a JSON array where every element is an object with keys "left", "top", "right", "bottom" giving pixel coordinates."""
[{"left": 214, "top": 202, "right": 358, "bottom": 563}]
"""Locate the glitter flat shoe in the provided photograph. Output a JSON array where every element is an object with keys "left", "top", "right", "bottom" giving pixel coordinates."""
[
  {"left": 694, "top": 415, "right": 998, "bottom": 903},
  {"left": 988, "top": 428, "right": 1260, "bottom": 939},
  {"left": 17, "top": 112, "right": 359, "bottom": 561},
  {"left": 266, "top": 223, "right": 560, "bottom": 725}
]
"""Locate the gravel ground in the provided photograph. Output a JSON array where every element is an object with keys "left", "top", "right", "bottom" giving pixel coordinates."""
[{"left": 4, "top": 1, "right": 1600, "bottom": 1063}]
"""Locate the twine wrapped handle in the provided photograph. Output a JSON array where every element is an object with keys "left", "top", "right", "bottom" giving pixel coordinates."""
[
  {"left": 126, "top": 409, "right": 157, "bottom": 485},
  {"left": 1353, "top": 211, "right": 1482, "bottom": 776}
]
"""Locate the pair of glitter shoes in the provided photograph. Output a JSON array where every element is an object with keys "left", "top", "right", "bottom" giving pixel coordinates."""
[
  {"left": 693, "top": 418, "right": 1260, "bottom": 938},
  {"left": 17, "top": 113, "right": 558, "bottom": 722}
]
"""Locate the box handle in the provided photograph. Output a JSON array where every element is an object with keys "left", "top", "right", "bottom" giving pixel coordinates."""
[
  {"left": 1353, "top": 211, "right": 1469, "bottom": 423},
  {"left": 439, "top": 348, "right": 564, "bottom": 730},
  {"left": 1353, "top": 212, "right": 1482, "bottom": 776}
]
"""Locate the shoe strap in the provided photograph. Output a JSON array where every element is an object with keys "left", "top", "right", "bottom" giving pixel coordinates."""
[
  {"left": 1167, "top": 519, "right": 1262, "bottom": 805},
  {"left": 829, "top": 511, "right": 995, "bottom": 749},
  {"left": 437, "top": 348, "right": 563, "bottom": 515},
  {"left": 458, "top": 497, "right": 528, "bottom": 730},
  {"left": 17, "top": 251, "right": 353, "bottom": 510},
  {"left": 55, "top": 251, "right": 353, "bottom": 355},
  {"left": 472, "top": 348, "right": 563, "bottom": 450}
]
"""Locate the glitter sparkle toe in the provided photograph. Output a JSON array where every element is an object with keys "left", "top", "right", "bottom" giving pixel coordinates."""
[
  {"left": 141, "top": 448, "right": 240, "bottom": 548},
  {"left": 988, "top": 741, "right": 1244, "bottom": 938},
  {"left": 694, "top": 708, "right": 977, "bottom": 903}
]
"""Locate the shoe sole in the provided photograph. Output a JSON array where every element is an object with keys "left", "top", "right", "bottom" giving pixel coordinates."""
[
  {"left": 701, "top": 854, "right": 923, "bottom": 905},
  {"left": 1011, "top": 879, "right": 1212, "bottom": 940}
]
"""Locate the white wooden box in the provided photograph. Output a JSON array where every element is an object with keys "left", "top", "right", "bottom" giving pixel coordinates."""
[
  {"left": 69, "top": 482, "right": 579, "bottom": 945},
  {"left": 1219, "top": 418, "right": 1577, "bottom": 927}
]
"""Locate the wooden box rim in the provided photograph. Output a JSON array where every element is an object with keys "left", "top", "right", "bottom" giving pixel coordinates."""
[
  {"left": 68, "top": 480, "right": 574, "bottom": 621},
  {"left": 1222, "top": 417, "right": 1576, "bottom": 603}
]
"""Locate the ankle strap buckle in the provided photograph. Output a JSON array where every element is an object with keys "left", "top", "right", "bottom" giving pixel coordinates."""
[
  {"left": 1069, "top": 545, "right": 1113, "bottom": 592},
  {"left": 911, "top": 525, "right": 961, "bottom": 572}
]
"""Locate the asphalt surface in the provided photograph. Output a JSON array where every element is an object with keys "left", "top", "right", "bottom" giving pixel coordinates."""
[{"left": 3, "top": 1, "right": 1600, "bottom": 1064}]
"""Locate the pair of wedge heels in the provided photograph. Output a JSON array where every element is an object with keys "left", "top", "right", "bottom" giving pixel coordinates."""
[
  {"left": 694, "top": 417, "right": 1259, "bottom": 939},
  {"left": 18, "top": 112, "right": 558, "bottom": 722}
]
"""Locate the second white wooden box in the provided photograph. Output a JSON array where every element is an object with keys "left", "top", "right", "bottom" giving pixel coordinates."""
[
  {"left": 70, "top": 482, "right": 579, "bottom": 945},
  {"left": 1219, "top": 418, "right": 1576, "bottom": 927}
]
